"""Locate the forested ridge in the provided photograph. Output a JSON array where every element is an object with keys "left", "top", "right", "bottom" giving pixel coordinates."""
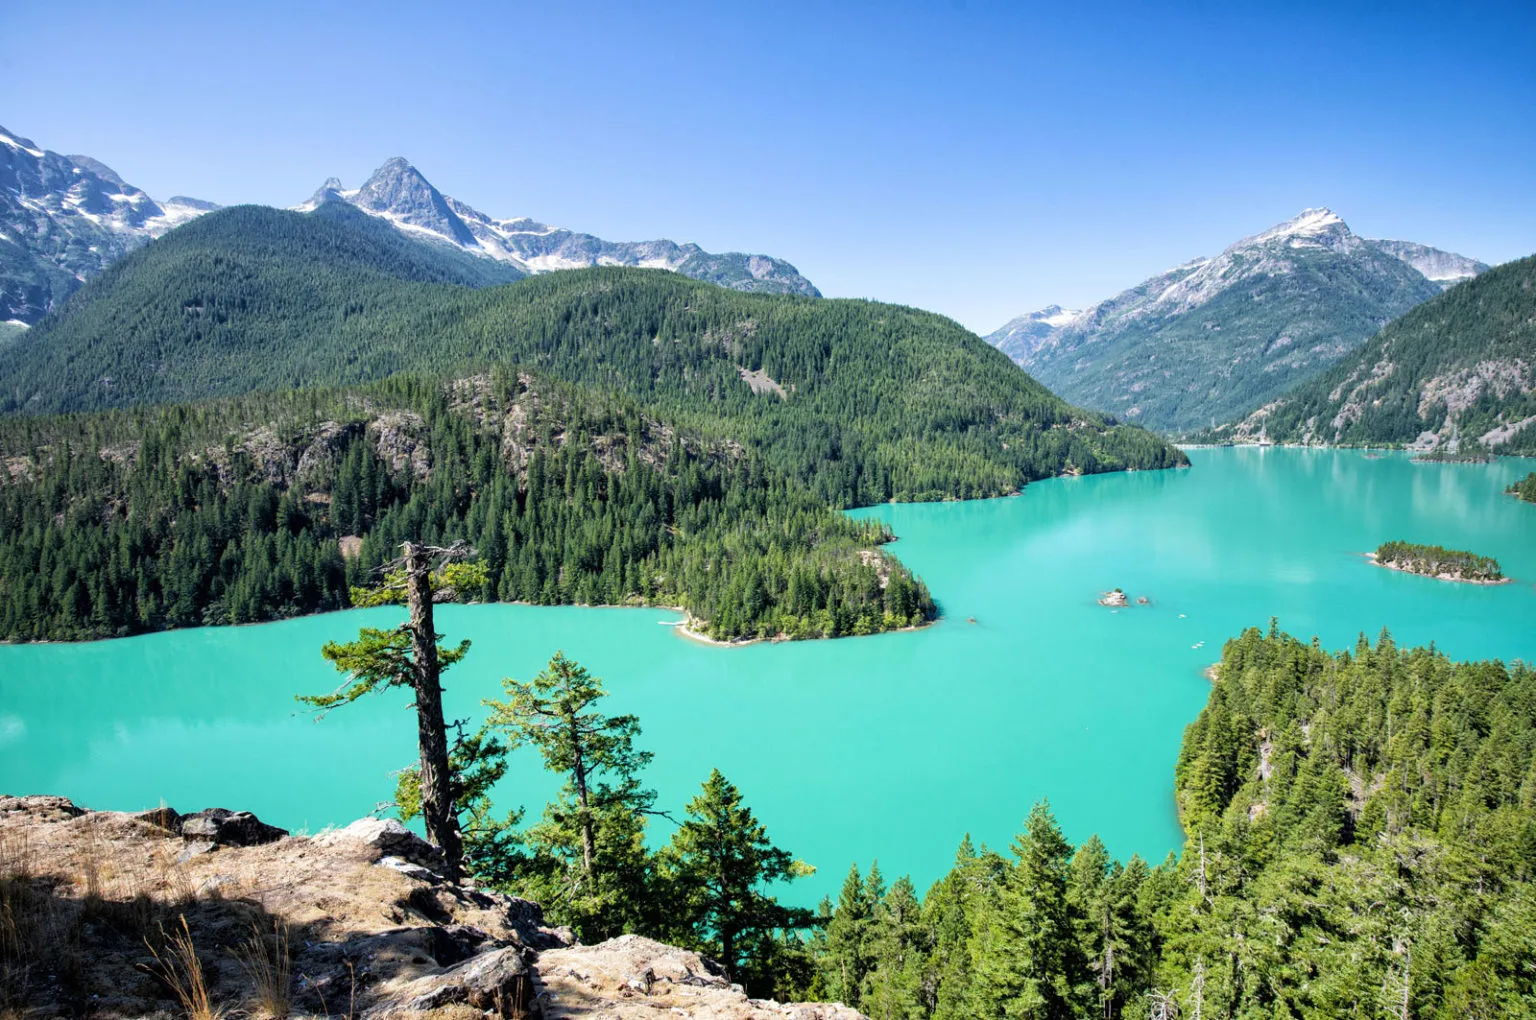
[
  {"left": 0, "top": 370, "right": 937, "bottom": 642},
  {"left": 739, "top": 628, "right": 1536, "bottom": 1014},
  {"left": 0, "top": 204, "right": 1182, "bottom": 641},
  {"left": 1203, "top": 255, "right": 1536, "bottom": 452},
  {"left": 0, "top": 207, "right": 1182, "bottom": 502},
  {"left": 374, "top": 626, "right": 1536, "bottom": 1017},
  {"left": 1373, "top": 541, "right": 1504, "bottom": 582}
]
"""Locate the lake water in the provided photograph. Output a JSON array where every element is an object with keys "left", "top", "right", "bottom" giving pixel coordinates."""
[{"left": 3, "top": 448, "right": 1534, "bottom": 903}]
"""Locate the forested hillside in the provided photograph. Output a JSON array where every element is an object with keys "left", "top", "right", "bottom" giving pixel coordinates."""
[
  {"left": 784, "top": 627, "right": 1536, "bottom": 1018},
  {"left": 0, "top": 205, "right": 1182, "bottom": 500},
  {"left": 1209, "top": 254, "right": 1536, "bottom": 452},
  {"left": 0, "top": 371, "right": 931, "bottom": 642},
  {"left": 0, "top": 206, "right": 1181, "bottom": 641}
]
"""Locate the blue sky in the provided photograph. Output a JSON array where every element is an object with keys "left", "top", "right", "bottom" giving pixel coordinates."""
[{"left": 5, "top": 0, "right": 1533, "bottom": 332}]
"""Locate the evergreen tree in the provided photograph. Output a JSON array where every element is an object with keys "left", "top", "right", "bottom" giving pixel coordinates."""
[
  {"left": 966, "top": 802, "right": 1084, "bottom": 1020},
  {"left": 300, "top": 541, "right": 474, "bottom": 882},
  {"left": 862, "top": 875, "right": 929, "bottom": 1020},
  {"left": 659, "top": 769, "right": 814, "bottom": 995},
  {"left": 485, "top": 651, "right": 656, "bottom": 939}
]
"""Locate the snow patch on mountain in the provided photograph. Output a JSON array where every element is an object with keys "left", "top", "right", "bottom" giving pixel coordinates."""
[
  {"left": 295, "top": 158, "right": 819, "bottom": 296},
  {"left": 983, "top": 207, "right": 1485, "bottom": 431},
  {"left": 1, "top": 125, "right": 220, "bottom": 322}
]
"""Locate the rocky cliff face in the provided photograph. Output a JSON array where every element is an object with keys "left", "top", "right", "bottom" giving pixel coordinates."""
[
  {"left": 986, "top": 209, "right": 1486, "bottom": 432},
  {"left": 0, "top": 795, "right": 862, "bottom": 1019},
  {"left": 295, "top": 158, "right": 821, "bottom": 298},
  {"left": 1368, "top": 238, "right": 1488, "bottom": 289},
  {"left": 0, "top": 126, "right": 217, "bottom": 324}
]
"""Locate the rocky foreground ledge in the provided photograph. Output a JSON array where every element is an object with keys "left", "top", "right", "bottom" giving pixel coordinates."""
[{"left": 0, "top": 795, "right": 863, "bottom": 1020}]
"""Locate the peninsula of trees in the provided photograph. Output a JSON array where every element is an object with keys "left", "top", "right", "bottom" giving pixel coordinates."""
[
  {"left": 1510, "top": 471, "right": 1536, "bottom": 503},
  {"left": 1372, "top": 540, "right": 1507, "bottom": 583}
]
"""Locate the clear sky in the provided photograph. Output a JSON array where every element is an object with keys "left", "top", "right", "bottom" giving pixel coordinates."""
[{"left": 5, "top": 0, "right": 1534, "bottom": 332}]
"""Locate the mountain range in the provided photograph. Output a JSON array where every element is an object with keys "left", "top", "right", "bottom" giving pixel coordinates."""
[
  {"left": 0, "top": 125, "right": 817, "bottom": 327},
  {"left": 1206, "top": 253, "right": 1536, "bottom": 454},
  {"left": 0, "top": 125, "right": 217, "bottom": 324},
  {"left": 295, "top": 159, "right": 818, "bottom": 296},
  {"left": 987, "top": 209, "right": 1489, "bottom": 432},
  {"left": 0, "top": 201, "right": 1182, "bottom": 643}
]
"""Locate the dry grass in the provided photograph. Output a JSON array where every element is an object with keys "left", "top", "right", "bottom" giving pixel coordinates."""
[
  {"left": 235, "top": 918, "right": 293, "bottom": 1019},
  {"left": 146, "top": 914, "right": 224, "bottom": 1020}
]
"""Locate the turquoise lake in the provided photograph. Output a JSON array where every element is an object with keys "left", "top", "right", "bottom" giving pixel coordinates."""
[{"left": 3, "top": 447, "right": 1534, "bottom": 903}]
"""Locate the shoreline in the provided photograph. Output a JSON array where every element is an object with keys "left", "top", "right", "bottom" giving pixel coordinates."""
[
  {"left": 1365, "top": 552, "right": 1513, "bottom": 586},
  {"left": 1189, "top": 440, "right": 1536, "bottom": 462},
  {"left": 671, "top": 613, "right": 938, "bottom": 649}
]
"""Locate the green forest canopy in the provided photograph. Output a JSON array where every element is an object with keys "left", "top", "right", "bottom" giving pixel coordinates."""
[{"left": 0, "top": 206, "right": 1183, "bottom": 642}]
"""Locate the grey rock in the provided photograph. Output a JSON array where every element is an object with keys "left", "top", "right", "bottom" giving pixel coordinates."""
[
  {"left": 376, "top": 855, "right": 439, "bottom": 882},
  {"left": 315, "top": 817, "right": 447, "bottom": 872},
  {"left": 177, "top": 840, "right": 215, "bottom": 862},
  {"left": 178, "top": 808, "right": 288, "bottom": 847},
  {"left": 0, "top": 795, "right": 85, "bottom": 822},
  {"left": 401, "top": 947, "right": 535, "bottom": 1015}
]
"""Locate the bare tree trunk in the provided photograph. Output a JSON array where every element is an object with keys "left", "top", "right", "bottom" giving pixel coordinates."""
[
  {"left": 405, "top": 541, "right": 463, "bottom": 884},
  {"left": 571, "top": 715, "right": 594, "bottom": 877}
]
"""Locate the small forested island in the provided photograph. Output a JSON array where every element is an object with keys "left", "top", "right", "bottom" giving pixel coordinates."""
[
  {"left": 1372, "top": 540, "right": 1507, "bottom": 583},
  {"left": 1411, "top": 450, "right": 1496, "bottom": 463},
  {"left": 1510, "top": 471, "right": 1536, "bottom": 503}
]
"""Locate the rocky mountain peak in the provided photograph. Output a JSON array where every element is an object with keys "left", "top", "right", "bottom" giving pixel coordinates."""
[
  {"left": 0, "top": 125, "right": 44, "bottom": 157},
  {"left": 347, "top": 157, "right": 477, "bottom": 246},
  {"left": 1235, "top": 207, "right": 1358, "bottom": 253},
  {"left": 985, "top": 206, "right": 1479, "bottom": 431},
  {"left": 0, "top": 124, "right": 218, "bottom": 323},
  {"left": 296, "top": 156, "right": 819, "bottom": 295}
]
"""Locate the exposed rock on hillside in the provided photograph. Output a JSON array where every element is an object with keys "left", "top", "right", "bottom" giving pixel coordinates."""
[
  {"left": 1208, "top": 254, "right": 1536, "bottom": 451},
  {"left": 0, "top": 796, "right": 863, "bottom": 1019}
]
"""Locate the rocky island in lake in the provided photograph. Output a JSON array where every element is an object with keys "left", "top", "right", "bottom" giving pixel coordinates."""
[{"left": 1371, "top": 540, "right": 1508, "bottom": 584}]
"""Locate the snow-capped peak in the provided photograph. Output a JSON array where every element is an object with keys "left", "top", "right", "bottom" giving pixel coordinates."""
[
  {"left": 1031, "top": 304, "right": 1082, "bottom": 327},
  {"left": 1236, "top": 208, "right": 1351, "bottom": 249},
  {"left": 0, "top": 126, "right": 45, "bottom": 159}
]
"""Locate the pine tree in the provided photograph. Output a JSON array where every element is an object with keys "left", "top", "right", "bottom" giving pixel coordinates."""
[
  {"left": 300, "top": 540, "right": 474, "bottom": 881},
  {"left": 484, "top": 651, "right": 655, "bottom": 938},
  {"left": 659, "top": 769, "right": 814, "bottom": 995},
  {"left": 966, "top": 802, "right": 1085, "bottom": 1020},
  {"left": 862, "top": 874, "right": 929, "bottom": 1020}
]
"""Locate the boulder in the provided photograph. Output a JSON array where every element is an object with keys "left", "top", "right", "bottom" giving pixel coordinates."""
[
  {"left": 400, "top": 947, "right": 535, "bottom": 1016},
  {"left": 0, "top": 795, "right": 86, "bottom": 823},
  {"left": 316, "top": 817, "right": 447, "bottom": 872},
  {"left": 178, "top": 808, "right": 288, "bottom": 847},
  {"left": 132, "top": 805, "right": 181, "bottom": 831}
]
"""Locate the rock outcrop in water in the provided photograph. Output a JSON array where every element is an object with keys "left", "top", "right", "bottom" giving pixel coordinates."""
[{"left": 0, "top": 796, "right": 864, "bottom": 1019}]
